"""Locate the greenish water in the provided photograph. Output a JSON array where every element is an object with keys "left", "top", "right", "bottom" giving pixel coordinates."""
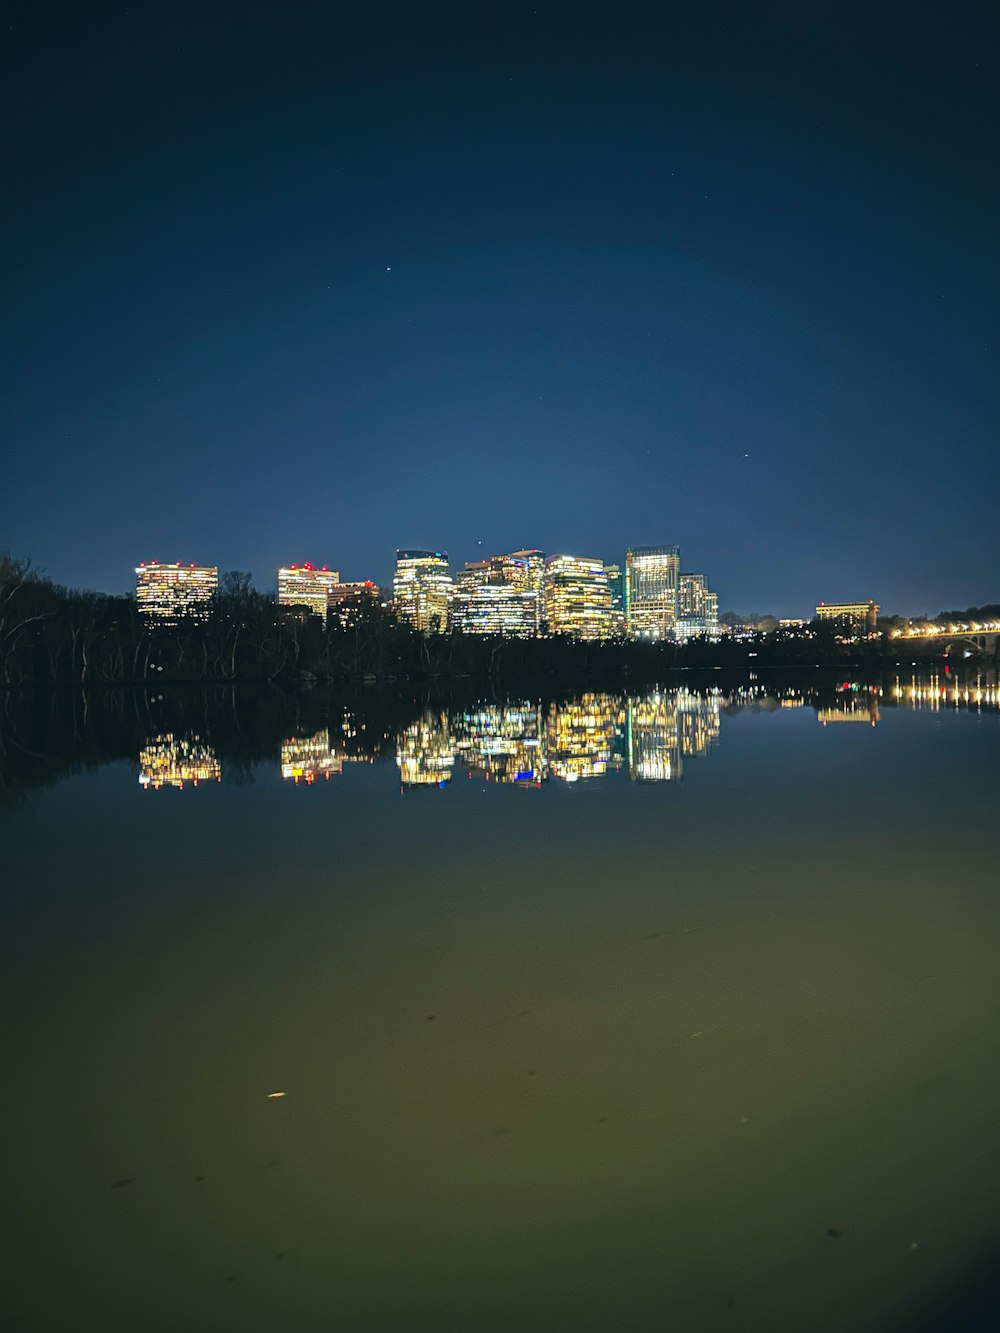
[{"left": 3, "top": 676, "right": 1000, "bottom": 1331}]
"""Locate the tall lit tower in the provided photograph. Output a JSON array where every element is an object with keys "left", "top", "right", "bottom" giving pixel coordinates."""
[
  {"left": 543, "top": 555, "right": 613, "bottom": 639},
  {"left": 277, "top": 564, "right": 340, "bottom": 617},
  {"left": 625, "top": 546, "right": 680, "bottom": 639},
  {"left": 393, "top": 550, "right": 453, "bottom": 632},
  {"left": 677, "top": 572, "right": 719, "bottom": 639}
]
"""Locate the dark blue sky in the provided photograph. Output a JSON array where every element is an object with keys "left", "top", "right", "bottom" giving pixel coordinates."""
[{"left": 3, "top": 1, "right": 997, "bottom": 615}]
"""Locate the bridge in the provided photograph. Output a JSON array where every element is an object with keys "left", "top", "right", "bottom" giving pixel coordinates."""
[{"left": 896, "top": 626, "right": 1000, "bottom": 658}]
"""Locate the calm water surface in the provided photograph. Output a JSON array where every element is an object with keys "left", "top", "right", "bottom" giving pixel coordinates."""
[{"left": 3, "top": 675, "right": 999, "bottom": 1332}]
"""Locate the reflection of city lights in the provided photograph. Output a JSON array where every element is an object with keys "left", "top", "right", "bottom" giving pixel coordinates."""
[
  {"left": 264, "top": 679, "right": 1000, "bottom": 794},
  {"left": 396, "top": 712, "right": 455, "bottom": 786},
  {"left": 545, "top": 693, "right": 624, "bottom": 780},
  {"left": 280, "top": 730, "right": 343, "bottom": 782},
  {"left": 139, "top": 733, "right": 220, "bottom": 789},
  {"left": 626, "top": 689, "right": 721, "bottom": 781},
  {"left": 453, "top": 704, "right": 546, "bottom": 785}
]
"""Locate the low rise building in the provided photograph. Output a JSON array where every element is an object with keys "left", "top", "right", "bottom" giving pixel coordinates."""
[{"left": 815, "top": 601, "right": 879, "bottom": 633}]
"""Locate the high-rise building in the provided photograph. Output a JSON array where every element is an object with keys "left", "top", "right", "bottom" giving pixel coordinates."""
[
  {"left": 605, "top": 563, "right": 627, "bottom": 635},
  {"left": 136, "top": 562, "right": 218, "bottom": 622},
  {"left": 452, "top": 557, "right": 538, "bottom": 635},
  {"left": 625, "top": 546, "right": 680, "bottom": 639},
  {"left": 328, "top": 580, "right": 380, "bottom": 605},
  {"left": 505, "top": 550, "right": 546, "bottom": 631},
  {"left": 677, "top": 572, "right": 719, "bottom": 640},
  {"left": 543, "top": 555, "right": 613, "bottom": 639},
  {"left": 327, "top": 580, "right": 381, "bottom": 626},
  {"left": 277, "top": 564, "right": 340, "bottom": 617},
  {"left": 393, "top": 550, "right": 453, "bottom": 632},
  {"left": 815, "top": 601, "right": 880, "bottom": 634}
]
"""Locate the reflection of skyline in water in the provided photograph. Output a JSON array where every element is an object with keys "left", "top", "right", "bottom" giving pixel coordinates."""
[
  {"left": 280, "top": 729, "right": 343, "bottom": 782},
  {"left": 125, "top": 674, "right": 1000, "bottom": 794},
  {"left": 453, "top": 703, "right": 546, "bottom": 786},
  {"left": 138, "top": 733, "right": 221, "bottom": 790},
  {"left": 396, "top": 711, "right": 456, "bottom": 787}
]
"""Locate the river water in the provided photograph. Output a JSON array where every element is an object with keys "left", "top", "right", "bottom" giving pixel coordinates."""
[{"left": 3, "top": 671, "right": 999, "bottom": 1332}]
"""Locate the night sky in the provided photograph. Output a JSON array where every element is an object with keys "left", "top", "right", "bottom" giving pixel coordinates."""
[{"left": 3, "top": 2, "right": 998, "bottom": 615}]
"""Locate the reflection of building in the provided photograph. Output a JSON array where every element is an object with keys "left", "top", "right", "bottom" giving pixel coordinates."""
[
  {"left": 545, "top": 693, "right": 623, "bottom": 779},
  {"left": 138, "top": 733, "right": 221, "bottom": 788},
  {"left": 625, "top": 546, "right": 679, "bottom": 639},
  {"left": 396, "top": 711, "right": 455, "bottom": 786},
  {"left": 453, "top": 703, "right": 545, "bottom": 785},
  {"left": 677, "top": 573, "right": 719, "bottom": 640},
  {"left": 815, "top": 601, "right": 879, "bottom": 633},
  {"left": 626, "top": 688, "right": 721, "bottom": 781},
  {"left": 280, "top": 730, "right": 343, "bottom": 782},
  {"left": 678, "top": 688, "right": 722, "bottom": 757},
  {"left": 452, "top": 559, "right": 539, "bottom": 635},
  {"left": 136, "top": 563, "right": 218, "bottom": 622},
  {"left": 627, "top": 694, "right": 681, "bottom": 781},
  {"left": 544, "top": 556, "right": 613, "bottom": 639},
  {"left": 818, "top": 688, "right": 880, "bottom": 726},
  {"left": 393, "top": 551, "right": 453, "bottom": 632},
  {"left": 278, "top": 565, "right": 340, "bottom": 617}
]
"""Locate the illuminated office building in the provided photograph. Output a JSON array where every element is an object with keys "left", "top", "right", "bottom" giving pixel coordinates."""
[
  {"left": 396, "top": 711, "right": 456, "bottom": 786},
  {"left": 815, "top": 601, "right": 880, "bottom": 633},
  {"left": 328, "top": 580, "right": 381, "bottom": 627},
  {"left": 280, "top": 730, "right": 343, "bottom": 782},
  {"left": 277, "top": 564, "right": 340, "bottom": 617},
  {"left": 543, "top": 555, "right": 613, "bottom": 639},
  {"left": 138, "top": 733, "right": 221, "bottom": 789},
  {"left": 328, "top": 580, "right": 379, "bottom": 605},
  {"left": 453, "top": 703, "right": 545, "bottom": 785},
  {"left": 452, "top": 558, "right": 538, "bottom": 636},
  {"left": 136, "top": 562, "right": 218, "bottom": 622},
  {"left": 545, "top": 693, "right": 623, "bottom": 780},
  {"left": 393, "top": 550, "right": 453, "bottom": 632},
  {"left": 505, "top": 550, "right": 546, "bottom": 631},
  {"left": 625, "top": 546, "right": 680, "bottom": 639},
  {"left": 676, "top": 572, "right": 719, "bottom": 640}
]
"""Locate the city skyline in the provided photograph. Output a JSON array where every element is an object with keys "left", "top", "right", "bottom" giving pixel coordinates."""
[{"left": 4, "top": 6, "right": 998, "bottom": 616}]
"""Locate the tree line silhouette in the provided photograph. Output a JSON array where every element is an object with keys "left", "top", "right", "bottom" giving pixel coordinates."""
[{"left": 0, "top": 553, "right": 968, "bottom": 690}]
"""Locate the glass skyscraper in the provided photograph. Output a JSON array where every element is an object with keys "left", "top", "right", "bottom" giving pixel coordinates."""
[
  {"left": 393, "top": 550, "right": 453, "bottom": 633},
  {"left": 543, "top": 555, "right": 613, "bottom": 639},
  {"left": 625, "top": 546, "right": 680, "bottom": 639}
]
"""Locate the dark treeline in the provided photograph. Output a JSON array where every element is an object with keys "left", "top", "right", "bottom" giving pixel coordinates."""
[{"left": 0, "top": 555, "right": 984, "bottom": 690}]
